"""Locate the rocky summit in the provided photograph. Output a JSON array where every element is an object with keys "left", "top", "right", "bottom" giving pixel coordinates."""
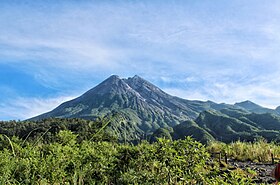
[{"left": 29, "top": 75, "right": 280, "bottom": 143}]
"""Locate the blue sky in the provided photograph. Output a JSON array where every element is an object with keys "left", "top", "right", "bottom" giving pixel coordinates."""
[{"left": 1, "top": 0, "right": 280, "bottom": 120}]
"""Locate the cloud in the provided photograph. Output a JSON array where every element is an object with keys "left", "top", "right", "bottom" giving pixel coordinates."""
[
  {"left": 164, "top": 74, "right": 280, "bottom": 109},
  {"left": 164, "top": 88, "right": 209, "bottom": 101},
  {"left": 1, "top": 1, "right": 280, "bottom": 76},
  {"left": 1, "top": 1, "right": 280, "bottom": 119},
  {"left": 0, "top": 96, "right": 76, "bottom": 120}
]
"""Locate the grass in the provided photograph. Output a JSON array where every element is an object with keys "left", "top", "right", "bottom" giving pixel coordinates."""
[{"left": 207, "top": 139, "right": 280, "bottom": 162}]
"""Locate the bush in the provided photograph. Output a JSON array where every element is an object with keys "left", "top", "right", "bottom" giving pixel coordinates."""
[{"left": 0, "top": 131, "right": 256, "bottom": 184}]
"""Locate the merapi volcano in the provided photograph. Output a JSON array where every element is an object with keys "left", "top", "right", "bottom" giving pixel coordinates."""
[
  {"left": 29, "top": 75, "right": 280, "bottom": 143},
  {"left": 29, "top": 75, "right": 231, "bottom": 140}
]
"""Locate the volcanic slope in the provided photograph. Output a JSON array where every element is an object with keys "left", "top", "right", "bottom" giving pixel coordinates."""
[{"left": 30, "top": 75, "right": 234, "bottom": 141}]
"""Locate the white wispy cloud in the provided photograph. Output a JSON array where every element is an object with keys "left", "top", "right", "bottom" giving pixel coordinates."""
[
  {"left": 0, "top": 96, "right": 76, "bottom": 120},
  {"left": 1, "top": 1, "right": 280, "bottom": 119},
  {"left": 164, "top": 74, "right": 280, "bottom": 109},
  {"left": 1, "top": 1, "right": 280, "bottom": 73},
  {"left": 164, "top": 88, "right": 209, "bottom": 102}
]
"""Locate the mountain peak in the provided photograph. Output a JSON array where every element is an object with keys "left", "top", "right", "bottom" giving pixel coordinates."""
[
  {"left": 235, "top": 100, "right": 259, "bottom": 105},
  {"left": 234, "top": 100, "right": 263, "bottom": 110},
  {"left": 132, "top": 75, "right": 142, "bottom": 79},
  {"left": 82, "top": 75, "right": 130, "bottom": 96},
  {"left": 28, "top": 74, "right": 280, "bottom": 144},
  {"left": 128, "top": 75, "right": 145, "bottom": 82},
  {"left": 107, "top": 74, "right": 121, "bottom": 80},
  {"left": 125, "top": 75, "right": 164, "bottom": 94},
  {"left": 241, "top": 100, "right": 254, "bottom": 104}
]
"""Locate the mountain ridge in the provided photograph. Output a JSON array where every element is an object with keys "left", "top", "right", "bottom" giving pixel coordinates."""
[
  {"left": 30, "top": 75, "right": 241, "bottom": 122},
  {"left": 29, "top": 75, "right": 280, "bottom": 143}
]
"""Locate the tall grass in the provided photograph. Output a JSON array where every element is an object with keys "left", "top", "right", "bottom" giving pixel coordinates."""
[
  {"left": 0, "top": 131, "right": 257, "bottom": 184},
  {"left": 208, "top": 139, "right": 280, "bottom": 162}
]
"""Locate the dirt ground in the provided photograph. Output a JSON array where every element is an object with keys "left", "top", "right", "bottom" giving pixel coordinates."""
[{"left": 227, "top": 160, "right": 276, "bottom": 184}]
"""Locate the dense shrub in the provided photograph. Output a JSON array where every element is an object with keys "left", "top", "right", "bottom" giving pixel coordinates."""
[
  {"left": 0, "top": 130, "right": 255, "bottom": 184},
  {"left": 208, "top": 139, "right": 280, "bottom": 162}
]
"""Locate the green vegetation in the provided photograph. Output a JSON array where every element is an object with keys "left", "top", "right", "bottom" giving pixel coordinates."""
[
  {"left": 3, "top": 76, "right": 280, "bottom": 183},
  {"left": 208, "top": 139, "right": 280, "bottom": 162},
  {"left": 191, "top": 109, "right": 280, "bottom": 143},
  {"left": 0, "top": 132, "right": 253, "bottom": 184},
  {"left": 0, "top": 117, "right": 118, "bottom": 143},
  {"left": 0, "top": 118, "right": 258, "bottom": 184},
  {"left": 27, "top": 76, "right": 280, "bottom": 145},
  {"left": 172, "top": 120, "right": 215, "bottom": 144}
]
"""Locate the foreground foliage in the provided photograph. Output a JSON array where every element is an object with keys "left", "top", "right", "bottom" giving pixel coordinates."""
[
  {"left": 0, "top": 129, "right": 255, "bottom": 185},
  {"left": 208, "top": 139, "right": 280, "bottom": 163}
]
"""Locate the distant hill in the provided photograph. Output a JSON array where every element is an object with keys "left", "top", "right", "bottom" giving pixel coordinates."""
[
  {"left": 28, "top": 75, "right": 280, "bottom": 143},
  {"left": 235, "top": 100, "right": 278, "bottom": 115},
  {"left": 170, "top": 108, "right": 280, "bottom": 143}
]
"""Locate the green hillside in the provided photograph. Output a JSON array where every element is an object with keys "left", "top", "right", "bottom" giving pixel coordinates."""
[
  {"left": 28, "top": 75, "right": 236, "bottom": 142},
  {"left": 174, "top": 109, "right": 280, "bottom": 143},
  {"left": 25, "top": 75, "right": 280, "bottom": 143}
]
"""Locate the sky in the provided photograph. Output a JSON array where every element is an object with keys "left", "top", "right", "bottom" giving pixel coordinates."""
[{"left": 1, "top": 0, "right": 280, "bottom": 120}]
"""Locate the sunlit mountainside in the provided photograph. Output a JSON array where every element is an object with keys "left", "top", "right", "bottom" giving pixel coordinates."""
[{"left": 26, "top": 75, "right": 280, "bottom": 143}]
